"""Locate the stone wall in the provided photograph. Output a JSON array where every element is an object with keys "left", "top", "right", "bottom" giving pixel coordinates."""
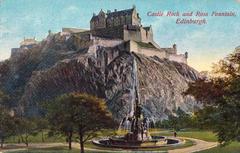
[
  {"left": 71, "top": 34, "right": 93, "bottom": 50},
  {"left": 91, "top": 26, "right": 124, "bottom": 39},
  {"left": 123, "top": 27, "right": 142, "bottom": 42},
  {"left": 90, "top": 25, "right": 153, "bottom": 44},
  {"left": 88, "top": 37, "right": 123, "bottom": 55},
  {"left": 140, "top": 28, "right": 153, "bottom": 43},
  {"left": 168, "top": 54, "right": 187, "bottom": 64},
  {"left": 127, "top": 40, "right": 166, "bottom": 59},
  {"left": 11, "top": 48, "right": 21, "bottom": 58}
]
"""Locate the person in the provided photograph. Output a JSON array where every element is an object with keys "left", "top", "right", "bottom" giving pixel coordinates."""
[{"left": 174, "top": 131, "right": 177, "bottom": 137}]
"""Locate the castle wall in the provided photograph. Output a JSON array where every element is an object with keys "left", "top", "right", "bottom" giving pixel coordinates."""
[
  {"left": 71, "top": 34, "right": 93, "bottom": 50},
  {"left": 91, "top": 26, "right": 124, "bottom": 39},
  {"left": 62, "top": 28, "right": 88, "bottom": 34},
  {"left": 127, "top": 40, "right": 166, "bottom": 59},
  {"left": 140, "top": 28, "right": 153, "bottom": 43},
  {"left": 139, "top": 47, "right": 166, "bottom": 58},
  {"left": 11, "top": 48, "right": 20, "bottom": 58},
  {"left": 168, "top": 54, "right": 187, "bottom": 64},
  {"left": 88, "top": 37, "right": 123, "bottom": 55},
  {"left": 140, "top": 28, "right": 147, "bottom": 42},
  {"left": 132, "top": 9, "right": 141, "bottom": 26},
  {"left": 90, "top": 25, "right": 154, "bottom": 46},
  {"left": 123, "top": 28, "right": 142, "bottom": 42}
]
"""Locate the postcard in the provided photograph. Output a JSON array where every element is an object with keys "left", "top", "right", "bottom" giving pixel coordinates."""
[{"left": 0, "top": 0, "right": 239, "bottom": 153}]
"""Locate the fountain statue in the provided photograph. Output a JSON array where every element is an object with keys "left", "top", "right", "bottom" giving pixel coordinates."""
[
  {"left": 120, "top": 85, "right": 152, "bottom": 142},
  {"left": 92, "top": 57, "right": 183, "bottom": 149}
]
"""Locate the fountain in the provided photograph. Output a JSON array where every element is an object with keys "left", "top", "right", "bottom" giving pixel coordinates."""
[{"left": 92, "top": 57, "right": 183, "bottom": 149}]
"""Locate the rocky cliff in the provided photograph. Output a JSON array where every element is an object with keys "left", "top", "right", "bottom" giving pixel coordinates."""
[{"left": 0, "top": 33, "right": 200, "bottom": 121}]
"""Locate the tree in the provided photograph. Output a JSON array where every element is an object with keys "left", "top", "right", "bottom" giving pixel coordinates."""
[
  {"left": 156, "top": 108, "right": 195, "bottom": 130},
  {"left": 14, "top": 117, "right": 38, "bottom": 147},
  {"left": 46, "top": 93, "right": 116, "bottom": 153},
  {"left": 35, "top": 118, "right": 48, "bottom": 142},
  {"left": 0, "top": 106, "right": 14, "bottom": 148},
  {"left": 185, "top": 49, "right": 240, "bottom": 144}
]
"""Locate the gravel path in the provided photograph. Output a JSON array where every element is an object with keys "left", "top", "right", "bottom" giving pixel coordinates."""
[{"left": 168, "top": 137, "right": 218, "bottom": 153}]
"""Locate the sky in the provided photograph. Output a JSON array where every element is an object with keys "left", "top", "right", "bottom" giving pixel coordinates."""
[{"left": 0, "top": 0, "right": 239, "bottom": 71}]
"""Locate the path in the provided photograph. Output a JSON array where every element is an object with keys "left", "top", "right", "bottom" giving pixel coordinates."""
[
  {"left": 0, "top": 137, "right": 218, "bottom": 153},
  {"left": 168, "top": 137, "right": 218, "bottom": 153}
]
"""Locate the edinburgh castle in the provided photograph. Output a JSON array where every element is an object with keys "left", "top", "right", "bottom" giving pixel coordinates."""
[{"left": 11, "top": 6, "right": 188, "bottom": 65}]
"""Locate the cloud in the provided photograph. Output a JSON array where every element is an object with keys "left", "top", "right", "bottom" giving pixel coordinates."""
[
  {"left": 236, "top": 0, "right": 240, "bottom": 3},
  {"left": 66, "top": 5, "right": 79, "bottom": 12}
]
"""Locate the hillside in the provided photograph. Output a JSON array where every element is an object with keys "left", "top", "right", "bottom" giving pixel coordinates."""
[{"left": 0, "top": 32, "right": 200, "bottom": 121}]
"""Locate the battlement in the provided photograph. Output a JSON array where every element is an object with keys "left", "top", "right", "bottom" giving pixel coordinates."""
[{"left": 20, "top": 37, "right": 38, "bottom": 48}]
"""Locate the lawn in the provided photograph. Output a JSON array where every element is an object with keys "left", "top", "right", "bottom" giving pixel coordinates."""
[
  {"left": 5, "top": 129, "right": 116, "bottom": 144},
  {"left": 4, "top": 129, "right": 240, "bottom": 153},
  {"left": 150, "top": 129, "right": 218, "bottom": 142}
]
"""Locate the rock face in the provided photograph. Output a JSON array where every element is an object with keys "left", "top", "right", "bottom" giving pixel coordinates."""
[{"left": 0, "top": 33, "right": 200, "bottom": 121}]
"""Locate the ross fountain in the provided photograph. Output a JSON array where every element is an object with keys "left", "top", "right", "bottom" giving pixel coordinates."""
[{"left": 93, "top": 57, "right": 183, "bottom": 149}]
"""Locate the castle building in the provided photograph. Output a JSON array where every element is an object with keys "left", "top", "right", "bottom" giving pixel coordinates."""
[
  {"left": 20, "top": 37, "right": 38, "bottom": 49},
  {"left": 58, "top": 6, "right": 188, "bottom": 66},
  {"left": 89, "top": 6, "right": 157, "bottom": 47},
  {"left": 90, "top": 6, "right": 141, "bottom": 30},
  {"left": 11, "top": 37, "right": 38, "bottom": 58},
  {"left": 82, "top": 6, "right": 188, "bottom": 65},
  {"left": 11, "top": 6, "right": 188, "bottom": 65}
]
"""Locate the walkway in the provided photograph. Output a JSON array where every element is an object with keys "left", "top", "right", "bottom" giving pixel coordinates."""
[{"left": 168, "top": 137, "right": 218, "bottom": 153}]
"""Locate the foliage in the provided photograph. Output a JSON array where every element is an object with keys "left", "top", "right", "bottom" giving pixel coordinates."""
[
  {"left": 45, "top": 93, "right": 116, "bottom": 153},
  {"left": 185, "top": 49, "right": 240, "bottom": 144},
  {"left": 13, "top": 117, "right": 39, "bottom": 146},
  {"left": 0, "top": 106, "right": 15, "bottom": 148},
  {"left": 0, "top": 89, "right": 12, "bottom": 108},
  {"left": 156, "top": 108, "right": 198, "bottom": 131}
]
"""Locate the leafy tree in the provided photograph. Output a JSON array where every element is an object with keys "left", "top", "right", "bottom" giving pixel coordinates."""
[
  {"left": 185, "top": 49, "right": 240, "bottom": 144},
  {"left": 14, "top": 117, "right": 38, "bottom": 147},
  {"left": 0, "top": 106, "right": 14, "bottom": 148},
  {"left": 156, "top": 108, "right": 195, "bottom": 130},
  {"left": 35, "top": 118, "right": 48, "bottom": 142},
  {"left": 46, "top": 93, "right": 116, "bottom": 153}
]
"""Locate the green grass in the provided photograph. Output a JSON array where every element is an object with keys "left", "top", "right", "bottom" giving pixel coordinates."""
[
  {"left": 6, "top": 129, "right": 116, "bottom": 144},
  {"left": 5, "top": 129, "right": 240, "bottom": 153},
  {"left": 5, "top": 146, "right": 168, "bottom": 153},
  {"left": 150, "top": 129, "right": 218, "bottom": 142},
  {"left": 6, "top": 132, "right": 66, "bottom": 143},
  {"left": 5, "top": 146, "right": 98, "bottom": 153},
  {"left": 196, "top": 142, "right": 240, "bottom": 153}
]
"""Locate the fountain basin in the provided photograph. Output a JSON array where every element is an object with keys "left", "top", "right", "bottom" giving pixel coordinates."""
[{"left": 92, "top": 136, "right": 184, "bottom": 149}]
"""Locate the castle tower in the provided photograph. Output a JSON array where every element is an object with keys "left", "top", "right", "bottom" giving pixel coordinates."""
[
  {"left": 90, "top": 9, "right": 106, "bottom": 30},
  {"left": 131, "top": 5, "right": 141, "bottom": 26}
]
